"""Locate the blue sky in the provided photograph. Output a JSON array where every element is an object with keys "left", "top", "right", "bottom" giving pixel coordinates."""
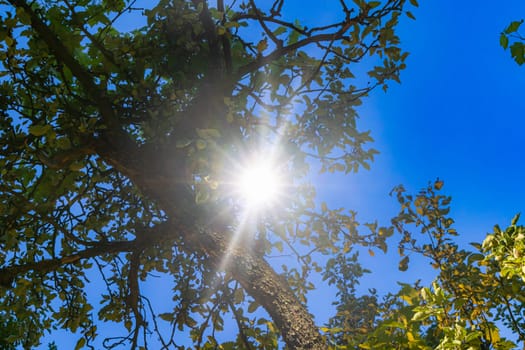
[
  {"left": 305, "top": 0, "right": 525, "bottom": 328},
  {"left": 35, "top": 0, "right": 525, "bottom": 348},
  {"left": 318, "top": 0, "right": 525, "bottom": 241}
]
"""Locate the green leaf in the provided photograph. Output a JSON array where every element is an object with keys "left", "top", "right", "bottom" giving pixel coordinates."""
[
  {"left": 504, "top": 20, "right": 524, "bottom": 34},
  {"left": 467, "top": 253, "right": 484, "bottom": 265},
  {"left": 288, "top": 29, "right": 300, "bottom": 45},
  {"left": 405, "top": 11, "right": 416, "bottom": 20},
  {"left": 510, "top": 42, "right": 525, "bottom": 65},
  {"left": 16, "top": 7, "right": 31, "bottom": 25},
  {"left": 398, "top": 256, "right": 409, "bottom": 271},
  {"left": 224, "top": 21, "right": 240, "bottom": 29},
  {"left": 248, "top": 301, "right": 259, "bottom": 313},
  {"left": 511, "top": 213, "right": 521, "bottom": 226},
  {"left": 500, "top": 33, "right": 509, "bottom": 49},
  {"left": 233, "top": 288, "right": 244, "bottom": 304},
  {"left": 29, "top": 124, "right": 52, "bottom": 137},
  {"left": 273, "top": 26, "right": 287, "bottom": 36},
  {"left": 4, "top": 36, "right": 13, "bottom": 47},
  {"left": 74, "top": 337, "right": 86, "bottom": 350},
  {"left": 159, "top": 313, "right": 174, "bottom": 322}
]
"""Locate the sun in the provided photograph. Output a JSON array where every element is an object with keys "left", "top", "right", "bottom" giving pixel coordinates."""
[{"left": 236, "top": 158, "right": 283, "bottom": 210}]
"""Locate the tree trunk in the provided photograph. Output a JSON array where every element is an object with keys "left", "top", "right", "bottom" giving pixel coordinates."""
[{"left": 95, "top": 136, "right": 326, "bottom": 349}]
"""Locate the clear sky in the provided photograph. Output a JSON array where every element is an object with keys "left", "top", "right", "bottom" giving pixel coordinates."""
[
  {"left": 296, "top": 0, "right": 525, "bottom": 330},
  {"left": 35, "top": 0, "right": 525, "bottom": 348}
]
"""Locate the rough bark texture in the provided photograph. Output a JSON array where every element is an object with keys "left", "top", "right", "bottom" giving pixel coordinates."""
[{"left": 230, "top": 250, "right": 326, "bottom": 349}]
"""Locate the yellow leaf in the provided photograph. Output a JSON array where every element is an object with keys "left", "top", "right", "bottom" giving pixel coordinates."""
[
  {"left": 485, "top": 326, "right": 500, "bottom": 343},
  {"left": 256, "top": 38, "right": 268, "bottom": 53},
  {"left": 406, "top": 331, "right": 415, "bottom": 342}
]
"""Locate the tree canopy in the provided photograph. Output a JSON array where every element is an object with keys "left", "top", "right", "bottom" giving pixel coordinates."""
[
  {"left": 0, "top": 0, "right": 416, "bottom": 348},
  {"left": 1, "top": 0, "right": 525, "bottom": 349}
]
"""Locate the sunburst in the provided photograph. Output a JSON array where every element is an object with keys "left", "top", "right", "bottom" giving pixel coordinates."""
[{"left": 236, "top": 159, "right": 283, "bottom": 210}]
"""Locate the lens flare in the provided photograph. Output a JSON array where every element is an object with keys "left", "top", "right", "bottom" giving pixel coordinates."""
[{"left": 239, "top": 163, "right": 279, "bottom": 206}]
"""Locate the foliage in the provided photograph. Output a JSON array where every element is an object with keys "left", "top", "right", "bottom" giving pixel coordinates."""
[
  {"left": 1, "top": 1, "right": 524, "bottom": 348},
  {"left": 500, "top": 20, "right": 525, "bottom": 65},
  {"left": 0, "top": 0, "right": 416, "bottom": 348},
  {"left": 324, "top": 180, "right": 525, "bottom": 349}
]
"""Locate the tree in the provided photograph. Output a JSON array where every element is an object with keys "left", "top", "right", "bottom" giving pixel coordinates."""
[{"left": 0, "top": 0, "right": 416, "bottom": 348}]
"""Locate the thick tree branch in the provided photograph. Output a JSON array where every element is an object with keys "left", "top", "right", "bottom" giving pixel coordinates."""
[
  {"left": 78, "top": 143, "right": 327, "bottom": 349},
  {"left": 0, "top": 222, "right": 172, "bottom": 288},
  {"left": 0, "top": 240, "right": 137, "bottom": 288}
]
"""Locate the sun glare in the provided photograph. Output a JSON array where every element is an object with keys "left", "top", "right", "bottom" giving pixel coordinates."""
[{"left": 237, "top": 160, "right": 282, "bottom": 209}]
